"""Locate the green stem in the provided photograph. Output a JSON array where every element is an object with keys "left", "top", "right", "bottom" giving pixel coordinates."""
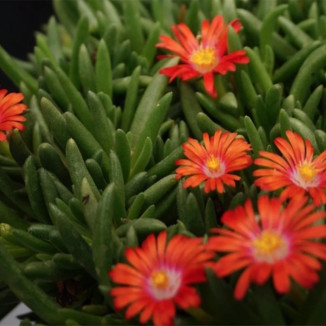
[{"left": 0, "top": 242, "right": 62, "bottom": 324}]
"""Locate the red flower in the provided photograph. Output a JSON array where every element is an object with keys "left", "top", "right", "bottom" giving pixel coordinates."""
[
  {"left": 0, "top": 89, "right": 27, "bottom": 141},
  {"left": 156, "top": 15, "right": 249, "bottom": 98},
  {"left": 175, "top": 130, "right": 252, "bottom": 193},
  {"left": 109, "top": 231, "right": 214, "bottom": 326},
  {"left": 207, "top": 196, "right": 326, "bottom": 300},
  {"left": 254, "top": 130, "right": 326, "bottom": 205}
]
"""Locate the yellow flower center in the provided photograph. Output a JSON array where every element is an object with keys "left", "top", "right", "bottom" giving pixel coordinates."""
[
  {"left": 253, "top": 230, "right": 287, "bottom": 263},
  {"left": 254, "top": 231, "right": 282, "bottom": 254},
  {"left": 151, "top": 270, "right": 169, "bottom": 289},
  {"left": 206, "top": 155, "right": 220, "bottom": 172},
  {"left": 298, "top": 164, "right": 317, "bottom": 182},
  {"left": 190, "top": 46, "right": 218, "bottom": 73}
]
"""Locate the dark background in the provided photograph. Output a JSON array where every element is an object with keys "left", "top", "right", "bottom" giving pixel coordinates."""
[{"left": 0, "top": 0, "right": 53, "bottom": 91}]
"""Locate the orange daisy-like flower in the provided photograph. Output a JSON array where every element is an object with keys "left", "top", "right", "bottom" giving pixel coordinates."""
[
  {"left": 156, "top": 15, "right": 249, "bottom": 98},
  {"left": 254, "top": 130, "right": 326, "bottom": 205},
  {"left": 0, "top": 89, "right": 27, "bottom": 141},
  {"left": 109, "top": 231, "right": 214, "bottom": 326},
  {"left": 175, "top": 130, "right": 252, "bottom": 193},
  {"left": 207, "top": 195, "right": 326, "bottom": 300}
]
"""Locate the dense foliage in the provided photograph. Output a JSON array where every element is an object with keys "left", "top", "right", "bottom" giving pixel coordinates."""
[{"left": 1, "top": 0, "right": 326, "bottom": 324}]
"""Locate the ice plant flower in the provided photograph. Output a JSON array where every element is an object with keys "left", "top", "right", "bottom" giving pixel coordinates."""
[
  {"left": 207, "top": 195, "right": 326, "bottom": 300},
  {"left": 253, "top": 130, "right": 326, "bottom": 205},
  {"left": 0, "top": 89, "right": 27, "bottom": 141},
  {"left": 175, "top": 130, "right": 252, "bottom": 193},
  {"left": 109, "top": 231, "right": 214, "bottom": 326},
  {"left": 156, "top": 15, "right": 249, "bottom": 98}
]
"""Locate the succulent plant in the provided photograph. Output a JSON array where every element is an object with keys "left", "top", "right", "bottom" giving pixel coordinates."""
[{"left": 1, "top": 0, "right": 326, "bottom": 325}]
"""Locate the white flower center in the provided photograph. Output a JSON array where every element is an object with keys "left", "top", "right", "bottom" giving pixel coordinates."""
[
  {"left": 291, "top": 162, "right": 320, "bottom": 189},
  {"left": 203, "top": 154, "right": 225, "bottom": 178},
  {"left": 147, "top": 268, "right": 182, "bottom": 300},
  {"left": 252, "top": 230, "right": 288, "bottom": 263}
]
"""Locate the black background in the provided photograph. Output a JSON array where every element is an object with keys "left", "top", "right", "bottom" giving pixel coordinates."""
[{"left": 0, "top": 0, "right": 53, "bottom": 91}]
